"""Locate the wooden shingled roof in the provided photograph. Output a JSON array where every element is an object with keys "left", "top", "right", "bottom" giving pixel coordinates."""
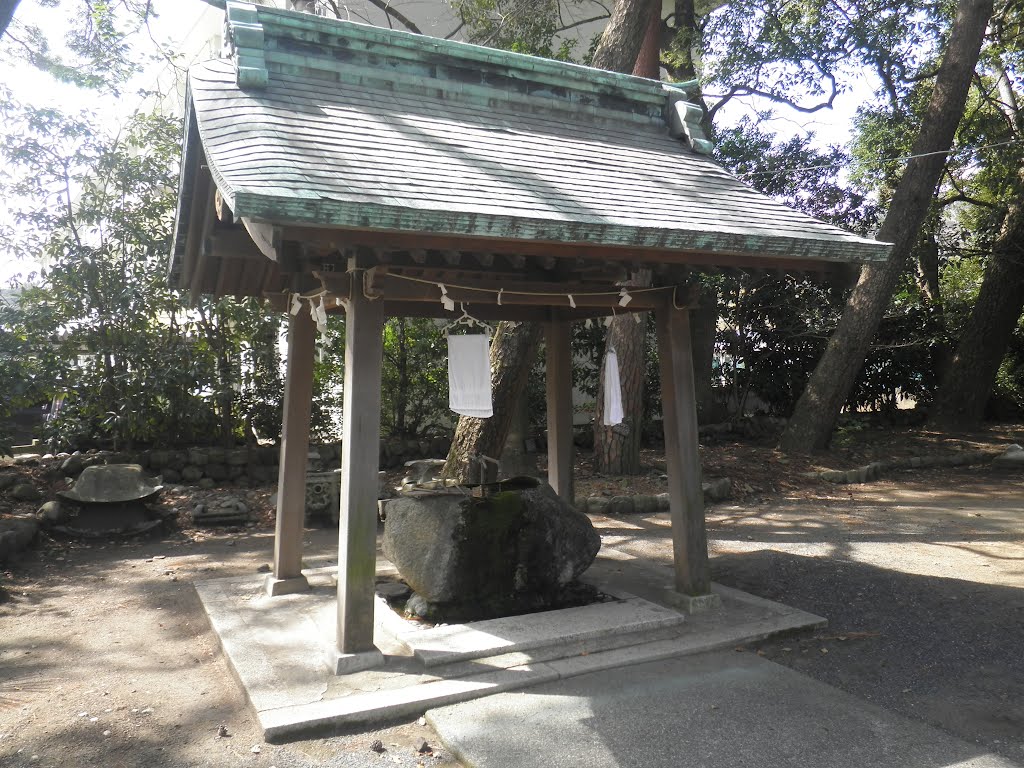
[{"left": 170, "top": 2, "right": 890, "bottom": 309}]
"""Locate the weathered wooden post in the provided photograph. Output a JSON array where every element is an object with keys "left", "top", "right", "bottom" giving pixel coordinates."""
[
  {"left": 655, "top": 301, "right": 719, "bottom": 611},
  {"left": 265, "top": 307, "right": 316, "bottom": 597},
  {"left": 334, "top": 287, "right": 386, "bottom": 669}
]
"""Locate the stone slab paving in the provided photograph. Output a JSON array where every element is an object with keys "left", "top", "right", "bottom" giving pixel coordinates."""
[
  {"left": 194, "top": 550, "right": 826, "bottom": 742},
  {"left": 427, "top": 650, "right": 1022, "bottom": 768}
]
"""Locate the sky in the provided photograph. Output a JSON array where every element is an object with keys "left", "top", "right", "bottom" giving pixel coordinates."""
[{"left": 0, "top": 0, "right": 873, "bottom": 287}]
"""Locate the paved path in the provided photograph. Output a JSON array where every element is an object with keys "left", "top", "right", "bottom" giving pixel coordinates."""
[{"left": 428, "top": 650, "right": 1021, "bottom": 768}]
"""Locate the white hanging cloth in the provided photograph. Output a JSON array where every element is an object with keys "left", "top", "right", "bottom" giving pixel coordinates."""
[
  {"left": 603, "top": 348, "right": 624, "bottom": 426},
  {"left": 447, "top": 333, "right": 493, "bottom": 418}
]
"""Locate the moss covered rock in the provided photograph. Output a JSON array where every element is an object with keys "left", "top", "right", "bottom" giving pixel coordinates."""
[{"left": 382, "top": 478, "right": 600, "bottom": 621}]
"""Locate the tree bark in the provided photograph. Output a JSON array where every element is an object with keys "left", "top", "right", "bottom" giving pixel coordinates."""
[
  {"left": 931, "top": 193, "right": 1024, "bottom": 427},
  {"left": 590, "top": 0, "right": 653, "bottom": 71},
  {"left": 690, "top": 285, "right": 719, "bottom": 421},
  {"left": 444, "top": 0, "right": 657, "bottom": 482},
  {"left": 442, "top": 321, "right": 543, "bottom": 484},
  {"left": 592, "top": 0, "right": 659, "bottom": 474},
  {"left": 778, "top": 0, "right": 993, "bottom": 452},
  {"left": 595, "top": 305, "right": 649, "bottom": 474}
]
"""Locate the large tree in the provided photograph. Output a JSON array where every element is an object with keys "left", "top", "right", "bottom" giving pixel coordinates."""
[
  {"left": 778, "top": 0, "right": 994, "bottom": 451},
  {"left": 442, "top": 0, "right": 655, "bottom": 483},
  {"left": 930, "top": 13, "right": 1024, "bottom": 428}
]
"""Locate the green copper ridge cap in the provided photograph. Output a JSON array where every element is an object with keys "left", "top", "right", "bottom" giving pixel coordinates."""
[
  {"left": 664, "top": 86, "right": 713, "bottom": 155},
  {"left": 253, "top": 4, "right": 672, "bottom": 104},
  {"left": 224, "top": 1, "right": 268, "bottom": 88}
]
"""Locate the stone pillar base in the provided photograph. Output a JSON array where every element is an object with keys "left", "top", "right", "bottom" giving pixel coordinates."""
[
  {"left": 325, "top": 647, "right": 384, "bottom": 676},
  {"left": 264, "top": 574, "right": 311, "bottom": 597},
  {"left": 664, "top": 589, "right": 722, "bottom": 614}
]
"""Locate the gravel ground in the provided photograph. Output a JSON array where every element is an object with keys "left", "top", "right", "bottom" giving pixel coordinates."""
[{"left": 1, "top": 454, "right": 1022, "bottom": 766}]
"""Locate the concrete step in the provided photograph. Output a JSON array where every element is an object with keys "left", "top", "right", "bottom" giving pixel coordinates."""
[{"left": 389, "top": 593, "right": 686, "bottom": 668}]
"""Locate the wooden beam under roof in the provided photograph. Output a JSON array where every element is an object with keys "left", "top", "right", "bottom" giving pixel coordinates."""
[{"left": 278, "top": 225, "right": 848, "bottom": 274}]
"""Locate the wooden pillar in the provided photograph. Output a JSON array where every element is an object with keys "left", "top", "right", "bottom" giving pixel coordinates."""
[
  {"left": 336, "top": 289, "right": 385, "bottom": 658},
  {"left": 655, "top": 303, "right": 714, "bottom": 601},
  {"left": 266, "top": 307, "right": 316, "bottom": 596},
  {"left": 545, "top": 320, "right": 574, "bottom": 502}
]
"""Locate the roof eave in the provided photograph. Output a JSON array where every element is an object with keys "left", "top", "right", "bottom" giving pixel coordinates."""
[{"left": 232, "top": 192, "right": 892, "bottom": 267}]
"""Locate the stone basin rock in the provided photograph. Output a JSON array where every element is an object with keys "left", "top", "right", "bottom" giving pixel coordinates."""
[{"left": 382, "top": 478, "right": 600, "bottom": 621}]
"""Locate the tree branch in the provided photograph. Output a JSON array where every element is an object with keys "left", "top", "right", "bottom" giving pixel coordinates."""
[
  {"left": 707, "top": 75, "right": 838, "bottom": 121},
  {"left": 363, "top": 0, "right": 422, "bottom": 34}
]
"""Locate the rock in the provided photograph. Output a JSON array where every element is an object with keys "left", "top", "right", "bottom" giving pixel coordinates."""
[
  {"left": 193, "top": 495, "right": 249, "bottom": 526},
  {"left": 702, "top": 477, "right": 732, "bottom": 502},
  {"left": 587, "top": 496, "right": 609, "bottom": 515},
  {"left": 37, "top": 500, "right": 66, "bottom": 525},
  {"left": 11, "top": 483, "right": 42, "bottom": 502},
  {"left": 60, "top": 455, "right": 86, "bottom": 476},
  {"left": 162, "top": 468, "right": 181, "bottom": 483},
  {"left": 0, "top": 516, "right": 39, "bottom": 562},
  {"left": 655, "top": 493, "right": 671, "bottom": 511},
  {"left": 993, "top": 444, "right": 1024, "bottom": 468},
  {"left": 0, "top": 474, "right": 17, "bottom": 491},
  {"left": 165, "top": 451, "right": 187, "bottom": 471},
  {"left": 187, "top": 448, "right": 209, "bottom": 466},
  {"left": 383, "top": 479, "right": 600, "bottom": 621},
  {"left": 633, "top": 495, "right": 659, "bottom": 515},
  {"left": 225, "top": 449, "right": 248, "bottom": 467},
  {"left": 607, "top": 495, "right": 635, "bottom": 515},
  {"left": 370, "top": 739, "right": 385, "bottom": 754},
  {"left": 256, "top": 563, "right": 271, "bottom": 573},
  {"left": 198, "top": 478, "right": 216, "bottom": 490},
  {"left": 181, "top": 466, "right": 204, "bottom": 483},
  {"left": 402, "top": 458, "right": 446, "bottom": 486},
  {"left": 375, "top": 580, "right": 412, "bottom": 601},
  {"left": 148, "top": 450, "right": 170, "bottom": 469},
  {"left": 205, "top": 463, "right": 229, "bottom": 481}
]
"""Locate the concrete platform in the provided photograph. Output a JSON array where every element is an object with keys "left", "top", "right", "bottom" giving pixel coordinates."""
[
  {"left": 428, "top": 650, "right": 1022, "bottom": 768},
  {"left": 194, "top": 549, "right": 826, "bottom": 742}
]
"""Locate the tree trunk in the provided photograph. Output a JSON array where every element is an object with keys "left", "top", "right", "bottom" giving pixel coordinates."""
[
  {"left": 778, "top": 0, "right": 993, "bottom": 452},
  {"left": 690, "top": 284, "right": 718, "bottom": 422},
  {"left": 930, "top": 195, "right": 1024, "bottom": 427},
  {"left": 444, "top": 0, "right": 656, "bottom": 481},
  {"left": 594, "top": 308, "right": 649, "bottom": 474},
  {"left": 442, "top": 321, "right": 543, "bottom": 484},
  {"left": 590, "top": 0, "right": 654, "bottom": 71},
  {"left": 592, "top": 0, "right": 659, "bottom": 474},
  {"left": 594, "top": 271, "right": 651, "bottom": 473}
]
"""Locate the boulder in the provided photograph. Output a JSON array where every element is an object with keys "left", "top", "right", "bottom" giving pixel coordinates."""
[
  {"left": 993, "top": 444, "right": 1024, "bottom": 468},
  {"left": 181, "top": 465, "right": 204, "bottom": 483},
  {"left": 60, "top": 455, "right": 86, "bottom": 476},
  {"left": 11, "top": 483, "right": 42, "bottom": 502},
  {"left": 192, "top": 495, "right": 250, "bottom": 526},
  {"left": 205, "top": 463, "right": 229, "bottom": 481},
  {"left": 0, "top": 515, "right": 39, "bottom": 562},
  {"left": 37, "top": 500, "right": 67, "bottom": 525},
  {"left": 382, "top": 478, "right": 600, "bottom": 621}
]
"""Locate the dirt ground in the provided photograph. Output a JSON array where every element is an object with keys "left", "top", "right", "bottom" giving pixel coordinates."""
[{"left": 1, "top": 424, "right": 1023, "bottom": 767}]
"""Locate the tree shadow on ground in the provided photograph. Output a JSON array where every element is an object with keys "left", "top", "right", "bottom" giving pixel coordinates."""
[{"left": 713, "top": 550, "right": 1024, "bottom": 764}]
